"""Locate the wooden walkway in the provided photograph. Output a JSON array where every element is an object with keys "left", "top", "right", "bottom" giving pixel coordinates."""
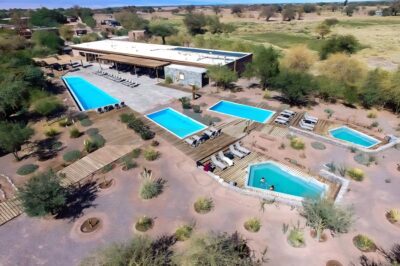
[
  {"left": 0, "top": 198, "right": 23, "bottom": 226},
  {"left": 59, "top": 144, "right": 135, "bottom": 186}
]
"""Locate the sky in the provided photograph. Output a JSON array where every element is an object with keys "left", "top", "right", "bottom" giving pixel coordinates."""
[{"left": 0, "top": 0, "right": 363, "bottom": 9}]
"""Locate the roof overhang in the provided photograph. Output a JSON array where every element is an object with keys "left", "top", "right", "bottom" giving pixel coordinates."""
[{"left": 98, "top": 54, "right": 169, "bottom": 68}]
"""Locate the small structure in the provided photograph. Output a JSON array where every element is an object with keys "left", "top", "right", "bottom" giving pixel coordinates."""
[
  {"left": 164, "top": 64, "right": 208, "bottom": 88},
  {"left": 67, "top": 16, "right": 78, "bottom": 23},
  {"left": 375, "top": 9, "right": 383, "bottom": 16},
  {"left": 128, "top": 30, "right": 147, "bottom": 42},
  {"left": 76, "top": 29, "right": 87, "bottom": 36}
]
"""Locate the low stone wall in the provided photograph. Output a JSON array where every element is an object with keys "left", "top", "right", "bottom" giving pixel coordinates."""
[
  {"left": 319, "top": 169, "right": 350, "bottom": 204},
  {"left": 289, "top": 126, "right": 400, "bottom": 155}
]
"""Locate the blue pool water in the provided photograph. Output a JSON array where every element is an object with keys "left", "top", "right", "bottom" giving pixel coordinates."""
[
  {"left": 329, "top": 126, "right": 380, "bottom": 148},
  {"left": 63, "top": 76, "right": 120, "bottom": 111},
  {"left": 209, "top": 101, "right": 275, "bottom": 123},
  {"left": 247, "top": 162, "right": 325, "bottom": 199},
  {"left": 146, "top": 108, "right": 207, "bottom": 139},
  {"left": 172, "top": 47, "right": 247, "bottom": 58}
]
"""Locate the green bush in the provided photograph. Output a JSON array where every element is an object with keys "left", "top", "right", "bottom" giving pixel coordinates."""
[
  {"left": 33, "top": 96, "right": 63, "bottom": 117},
  {"left": 101, "top": 164, "right": 114, "bottom": 173},
  {"left": 263, "top": 91, "right": 271, "bottom": 99},
  {"left": 320, "top": 34, "right": 360, "bottom": 60},
  {"left": 386, "top": 209, "right": 400, "bottom": 223},
  {"left": 131, "top": 148, "right": 142, "bottom": 158},
  {"left": 370, "top": 121, "right": 379, "bottom": 128},
  {"left": 84, "top": 134, "right": 106, "bottom": 153},
  {"left": 194, "top": 197, "right": 214, "bottom": 214},
  {"left": 135, "top": 216, "right": 154, "bottom": 232},
  {"left": 69, "top": 127, "right": 81, "bottom": 138},
  {"left": 192, "top": 105, "right": 201, "bottom": 113},
  {"left": 353, "top": 234, "right": 376, "bottom": 252},
  {"left": 151, "top": 140, "right": 159, "bottom": 147},
  {"left": 354, "top": 153, "right": 375, "bottom": 166},
  {"left": 290, "top": 137, "right": 305, "bottom": 150},
  {"left": 17, "top": 164, "right": 39, "bottom": 175},
  {"left": 144, "top": 149, "right": 160, "bottom": 161},
  {"left": 120, "top": 113, "right": 135, "bottom": 124},
  {"left": 80, "top": 118, "right": 93, "bottom": 127},
  {"left": 122, "top": 157, "right": 137, "bottom": 171},
  {"left": 85, "top": 128, "right": 99, "bottom": 136},
  {"left": 311, "top": 141, "right": 326, "bottom": 150},
  {"left": 175, "top": 224, "right": 194, "bottom": 241},
  {"left": 287, "top": 227, "right": 305, "bottom": 248},
  {"left": 63, "top": 150, "right": 82, "bottom": 162},
  {"left": 140, "top": 129, "right": 155, "bottom": 140},
  {"left": 244, "top": 218, "right": 261, "bottom": 232},
  {"left": 179, "top": 97, "right": 192, "bottom": 109},
  {"left": 45, "top": 128, "right": 59, "bottom": 137},
  {"left": 347, "top": 168, "right": 364, "bottom": 181},
  {"left": 58, "top": 118, "right": 72, "bottom": 127},
  {"left": 367, "top": 111, "right": 377, "bottom": 119},
  {"left": 139, "top": 168, "right": 164, "bottom": 199},
  {"left": 165, "top": 76, "right": 173, "bottom": 84}
]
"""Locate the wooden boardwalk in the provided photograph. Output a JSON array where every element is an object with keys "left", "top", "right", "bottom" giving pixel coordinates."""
[{"left": 0, "top": 198, "right": 23, "bottom": 226}]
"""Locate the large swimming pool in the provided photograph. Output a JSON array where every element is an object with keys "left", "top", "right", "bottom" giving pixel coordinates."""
[
  {"left": 246, "top": 161, "right": 326, "bottom": 199},
  {"left": 146, "top": 108, "right": 207, "bottom": 139},
  {"left": 63, "top": 76, "right": 120, "bottom": 111},
  {"left": 329, "top": 126, "right": 380, "bottom": 148},
  {"left": 208, "top": 101, "right": 275, "bottom": 123}
]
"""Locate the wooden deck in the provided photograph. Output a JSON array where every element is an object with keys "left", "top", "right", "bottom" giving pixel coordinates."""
[{"left": 0, "top": 198, "right": 23, "bottom": 226}]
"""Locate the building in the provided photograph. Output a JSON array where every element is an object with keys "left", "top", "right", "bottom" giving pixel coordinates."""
[{"left": 71, "top": 40, "right": 252, "bottom": 87}]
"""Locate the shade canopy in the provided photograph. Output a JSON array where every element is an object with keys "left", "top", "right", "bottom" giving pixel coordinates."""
[{"left": 99, "top": 54, "right": 169, "bottom": 68}]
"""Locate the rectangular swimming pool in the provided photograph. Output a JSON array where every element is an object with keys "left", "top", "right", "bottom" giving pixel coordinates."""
[
  {"left": 329, "top": 126, "right": 380, "bottom": 148},
  {"left": 208, "top": 100, "right": 275, "bottom": 123},
  {"left": 146, "top": 108, "right": 207, "bottom": 139},
  {"left": 62, "top": 76, "right": 120, "bottom": 111},
  {"left": 246, "top": 161, "right": 326, "bottom": 199}
]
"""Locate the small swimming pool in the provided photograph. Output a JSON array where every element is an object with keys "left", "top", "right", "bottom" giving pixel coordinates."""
[
  {"left": 208, "top": 101, "right": 275, "bottom": 123},
  {"left": 329, "top": 126, "right": 380, "bottom": 148},
  {"left": 246, "top": 161, "right": 326, "bottom": 199},
  {"left": 63, "top": 76, "right": 120, "bottom": 111},
  {"left": 146, "top": 108, "right": 207, "bottom": 139}
]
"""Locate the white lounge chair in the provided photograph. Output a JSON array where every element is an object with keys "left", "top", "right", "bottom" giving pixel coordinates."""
[
  {"left": 192, "top": 135, "right": 204, "bottom": 144},
  {"left": 184, "top": 138, "right": 198, "bottom": 147},
  {"left": 229, "top": 145, "right": 245, "bottom": 158},
  {"left": 277, "top": 115, "right": 290, "bottom": 121},
  {"left": 218, "top": 151, "right": 234, "bottom": 166},
  {"left": 274, "top": 119, "right": 288, "bottom": 125},
  {"left": 282, "top": 109, "right": 295, "bottom": 116},
  {"left": 304, "top": 114, "right": 318, "bottom": 123},
  {"left": 211, "top": 155, "right": 227, "bottom": 170},
  {"left": 234, "top": 142, "right": 251, "bottom": 155},
  {"left": 299, "top": 120, "right": 315, "bottom": 131},
  {"left": 209, "top": 127, "right": 222, "bottom": 137},
  {"left": 204, "top": 129, "right": 216, "bottom": 139}
]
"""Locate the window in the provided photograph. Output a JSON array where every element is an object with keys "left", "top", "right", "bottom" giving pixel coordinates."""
[{"left": 179, "top": 73, "right": 185, "bottom": 80}]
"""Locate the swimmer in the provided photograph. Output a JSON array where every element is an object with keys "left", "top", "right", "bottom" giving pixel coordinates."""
[
  {"left": 260, "top": 177, "right": 266, "bottom": 183},
  {"left": 269, "top": 185, "right": 275, "bottom": 191}
]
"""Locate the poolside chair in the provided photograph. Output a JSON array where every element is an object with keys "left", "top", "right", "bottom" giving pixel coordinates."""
[
  {"left": 218, "top": 151, "right": 234, "bottom": 166},
  {"left": 184, "top": 137, "right": 198, "bottom": 148},
  {"left": 279, "top": 113, "right": 292, "bottom": 119},
  {"left": 274, "top": 119, "right": 288, "bottom": 125},
  {"left": 114, "top": 103, "right": 121, "bottom": 109},
  {"left": 97, "top": 107, "right": 103, "bottom": 113},
  {"left": 277, "top": 115, "right": 290, "bottom": 121},
  {"left": 199, "top": 133, "right": 209, "bottom": 143},
  {"left": 282, "top": 110, "right": 295, "bottom": 116},
  {"left": 204, "top": 129, "right": 216, "bottom": 139},
  {"left": 229, "top": 145, "right": 245, "bottom": 159},
  {"left": 192, "top": 135, "right": 204, "bottom": 144},
  {"left": 234, "top": 142, "right": 251, "bottom": 155},
  {"left": 304, "top": 113, "right": 318, "bottom": 123},
  {"left": 121, "top": 102, "right": 126, "bottom": 107},
  {"left": 299, "top": 120, "right": 315, "bottom": 131},
  {"left": 211, "top": 155, "right": 227, "bottom": 170}
]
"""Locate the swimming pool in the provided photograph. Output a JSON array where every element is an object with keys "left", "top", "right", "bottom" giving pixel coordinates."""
[
  {"left": 62, "top": 76, "right": 120, "bottom": 111},
  {"left": 146, "top": 108, "right": 207, "bottom": 139},
  {"left": 246, "top": 161, "right": 326, "bottom": 199},
  {"left": 329, "top": 126, "right": 380, "bottom": 148},
  {"left": 208, "top": 101, "right": 275, "bottom": 123}
]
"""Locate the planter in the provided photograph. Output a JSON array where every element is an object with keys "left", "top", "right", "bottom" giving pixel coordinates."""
[
  {"left": 352, "top": 235, "right": 377, "bottom": 252},
  {"left": 326, "top": 260, "right": 343, "bottom": 266},
  {"left": 98, "top": 179, "right": 114, "bottom": 190},
  {"left": 80, "top": 217, "right": 101, "bottom": 233}
]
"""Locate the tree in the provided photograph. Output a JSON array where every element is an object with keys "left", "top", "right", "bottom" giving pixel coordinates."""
[
  {"left": 315, "top": 22, "right": 331, "bottom": 39},
  {"left": 281, "top": 45, "right": 316, "bottom": 72},
  {"left": 231, "top": 5, "right": 243, "bottom": 16},
  {"left": 212, "top": 6, "right": 221, "bottom": 15},
  {"left": 175, "top": 232, "right": 261, "bottom": 265},
  {"left": 244, "top": 46, "right": 280, "bottom": 89},
  {"left": 0, "top": 79, "right": 28, "bottom": 118},
  {"left": 33, "top": 96, "right": 63, "bottom": 117},
  {"left": 32, "top": 31, "right": 64, "bottom": 53},
  {"left": 18, "top": 170, "right": 67, "bottom": 217},
  {"left": 303, "top": 4, "right": 317, "bottom": 13},
  {"left": 301, "top": 198, "right": 354, "bottom": 241},
  {"left": 359, "top": 69, "right": 390, "bottom": 108},
  {"left": 0, "top": 122, "right": 34, "bottom": 160},
  {"left": 59, "top": 25, "right": 74, "bottom": 41},
  {"left": 183, "top": 13, "right": 207, "bottom": 35},
  {"left": 30, "top": 8, "right": 67, "bottom": 27},
  {"left": 390, "top": 0, "right": 400, "bottom": 15},
  {"left": 115, "top": 11, "right": 149, "bottom": 30},
  {"left": 206, "top": 16, "right": 235, "bottom": 34},
  {"left": 271, "top": 69, "right": 316, "bottom": 105},
  {"left": 297, "top": 6, "right": 304, "bottom": 20},
  {"left": 315, "top": 76, "right": 345, "bottom": 102},
  {"left": 149, "top": 22, "right": 177, "bottom": 44},
  {"left": 185, "top": 5, "right": 195, "bottom": 13},
  {"left": 320, "top": 34, "right": 360, "bottom": 59},
  {"left": 259, "top": 6, "right": 276, "bottom": 21},
  {"left": 282, "top": 5, "right": 296, "bottom": 21},
  {"left": 344, "top": 5, "right": 357, "bottom": 16},
  {"left": 207, "top": 65, "right": 238, "bottom": 89},
  {"left": 388, "top": 68, "right": 400, "bottom": 112}
]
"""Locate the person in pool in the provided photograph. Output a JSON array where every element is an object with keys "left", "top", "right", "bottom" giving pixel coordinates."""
[
  {"left": 269, "top": 185, "right": 275, "bottom": 191},
  {"left": 260, "top": 177, "right": 266, "bottom": 183}
]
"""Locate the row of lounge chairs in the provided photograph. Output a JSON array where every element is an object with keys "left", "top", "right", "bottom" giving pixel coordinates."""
[
  {"left": 211, "top": 142, "right": 251, "bottom": 170},
  {"left": 299, "top": 113, "right": 319, "bottom": 131},
  {"left": 274, "top": 110, "right": 296, "bottom": 125},
  {"left": 184, "top": 127, "right": 222, "bottom": 148},
  {"left": 97, "top": 102, "right": 126, "bottom": 113},
  {"left": 94, "top": 70, "right": 139, "bottom": 88}
]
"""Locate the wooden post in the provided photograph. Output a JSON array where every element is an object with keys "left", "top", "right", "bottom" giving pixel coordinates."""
[
  {"left": 192, "top": 85, "right": 196, "bottom": 100},
  {"left": 156, "top": 67, "right": 159, "bottom": 81}
]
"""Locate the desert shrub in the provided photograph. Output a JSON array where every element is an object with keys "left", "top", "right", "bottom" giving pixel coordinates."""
[
  {"left": 80, "top": 118, "right": 93, "bottom": 127},
  {"left": 85, "top": 128, "right": 99, "bottom": 136},
  {"left": 58, "top": 118, "right": 72, "bottom": 127},
  {"left": 139, "top": 168, "right": 164, "bottom": 199},
  {"left": 84, "top": 134, "right": 106, "bottom": 153},
  {"left": 120, "top": 113, "right": 135, "bottom": 124},
  {"left": 144, "top": 148, "right": 160, "bottom": 161},
  {"left": 101, "top": 164, "right": 114, "bottom": 173},
  {"left": 122, "top": 157, "right": 137, "bottom": 171},
  {"left": 311, "top": 141, "right": 326, "bottom": 150},
  {"left": 326, "top": 162, "right": 337, "bottom": 173},
  {"left": 263, "top": 91, "right": 271, "bottom": 99},
  {"left": 69, "top": 127, "right": 81, "bottom": 138},
  {"left": 290, "top": 137, "right": 305, "bottom": 150},
  {"left": 194, "top": 197, "right": 214, "bottom": 214},
  {"left": 63, "top": 150, "right": 82, "bottom": 162},
  {"left": 367, "top": 111, "right": 377, "bottom": 119},
  {"left": 386, "top": 209, "right": 400, "bottom": 223},
  {"left": 370, "top": 121, "right": 379, "bottom": 128},
  {"left": 140, "top": 129, "right": 155, "bottom": 140},
  {"left": 175, "top": 224, "right": 194, "bottom": 241},
  {"left": 17, "top": 164, "right": 39, "bottom": 175},
  {"left": 324, "top": 108, "right": 334, "bottom": 118},
  {"left": 33, "top": 96, "right": 63, "bottom": 117},
  {"left": 324, "top": 18, "right": 339, "bottom": 26},
  {"left": 347, "top": 168, "right": 364, "bottom": 181},
  {"left": 131, "top": 148, "right": 141, "bottom": 158},
  {"left": 151, "top": 140, "right": 159, "bottom": 147},
  {"left": 179, "top": 97, "right": 192, "bottom": 109},
  {"left": 354, "top": 153, "right": 375, "bottom": 166},
  {"left": 45, "top": 128, "right": 59, "bottom": 137},
  {"left": 135, "top": 216, "right": 154, "bottom": 232},
  {"left": 192, "top": 105, "right": 201, "bottom": 113},
  {"left": 244, "top": 218, "right": 261, "bottom": 232},
  {"left": 165, "top": 76, "right": 173, "bottom": 84},
  {"left": 353, "top": 234, "right": 376, "bottom": 252},
  {"left": 287, "top": 227, "right": 305, "bottom": 248}
]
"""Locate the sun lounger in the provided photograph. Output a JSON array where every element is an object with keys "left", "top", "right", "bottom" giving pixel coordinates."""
[
  {"left": 234, "top": 142, "right": 251, "bottom": 155},
  {"left": 218, "top": 151, "right": 234, "bottom": 166},
  {"left": 282, "top": 110, "right": 295, "bottom": 116},
  {"left": 299, "top": 120, "right": 315, "bottom": 131},
  {"left": 303, "top": 119, "right": 316, "bottom": 125},
  {"left": 184, "top": 138, "right": 198, "bottom": 147},
  {"left": 274, "top": 119, "right": 288, "bottom": 125},
  {"left": 121, "top": 102, "right": 126, "bottom": 107},
  {"left": 204, "top": 129, "right": 216, "bottom": 139},
  {"left": 211, "top": 155, "right": 227, "bottom": 170},
  {"left": 192, "top": 135, "right": 204, "bottom": 144},
  {"left": 277, "top": 115, "right": 290, "bottom": 121},
  {"left": 304, "top": 114, "right": 318, "bottom": 123},
  {"left": 229, "top": 145, "right": 245, "bottom": 158},
  {"left": 97, "top": 107, "right": 103, "bottom": 113}
]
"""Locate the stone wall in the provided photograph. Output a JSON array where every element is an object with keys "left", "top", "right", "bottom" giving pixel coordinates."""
[{"left": 164, "top": 65, "right": 205, "bottom": 88}]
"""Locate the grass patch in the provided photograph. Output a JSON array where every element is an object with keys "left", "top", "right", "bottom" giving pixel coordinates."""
[
  {"left": 347, "top": 168, "right": 364, "bottom": 181},
  {"left": 353, "top": 234, "right": 376, "bottom": 252},
  {"left": 338, "top": 19, "right": 400, "bottom": 28},
  {"left": 290, "top": 137, "right": 305, "bottom": 150},
  {"left": 63, "top": 150, "right": 82, "bottom": 163},
  {"left": 354, "top": 153, "right": 376, "bottom": 166},
  {"left": 85, "top": 128, "right": 99, "bottom": 136},
  {"left": 80, "top": 118, "right": 93, "bottom": 127},
  {"left": 135, "top": 216, "right": 154, "bottom": 232},
  {"left": 144, "top": 148, "right": 160, "bottom": 161},
  {"left": 287, "top": 227, "right": 306, "bottom": 248},
  {"left": 244, "top": 218, "right": 261, "bottom": 233},
  {"left": 311, "top": 141, "right": 326, "bottom": 150},
  {"left": 194, "top": 197, "right": 214, "bottom": 214},
  {"left": 45, "top": 128, "right": 59, "bottom": 137},
  {"left": 175, "top": 224, "right": 194, "bottom": 241},
  {"left": 69, "top": 127, "right": 81, "bottom": 138},
  {"left": 386, "top": 209, "right": 400, "bottom": 224},
  {"left": 17, "top": 164, "right": 39, "bottom": 175}
]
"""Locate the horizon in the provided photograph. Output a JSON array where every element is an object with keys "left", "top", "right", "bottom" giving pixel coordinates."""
[{"left": 1, "top": 0, "right": 379, "bottom": 9}]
